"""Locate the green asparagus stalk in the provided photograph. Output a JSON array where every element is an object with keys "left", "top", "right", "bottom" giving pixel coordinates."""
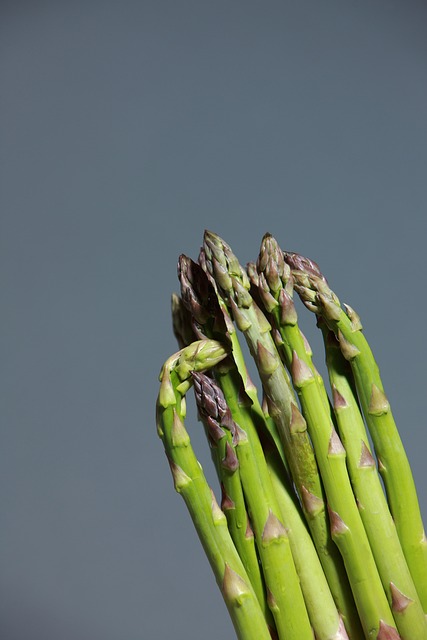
[
  {"left": 192, "top": 370, "right": 274, "bottom": 630},
  {"left": 156, "top": 340, "right": 272, "bottom": 640},
  {"left": 320, "top": 324, "right": 427, "bottom": 639},
  {"left": 252, "top": 234, "right": 398, "bottom": 639},
  {"left": 202, "top": 230, "right": 364, "bottom": 636},
  {"left": 197, "top": 368, "right": 314, "bottom": 640},
  {"left": 285, "top": 250, "right": 427, "bottom": 612},
  {"left": 248, "top": 234, "right": 330, "bottom": 413},
  {"left": 171, "top": 294, "right": 276, "bottom": 631},
  {"left": 265, "top": 441, "right": 349, "bottom": 640},
  {"left": 290, "top": 351, "right": 399, "bottom": 638}
]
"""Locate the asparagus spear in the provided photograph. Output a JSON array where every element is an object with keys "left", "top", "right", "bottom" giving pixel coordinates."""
[
  {"left": 156, "top": 339, "right": 272, "bottom": 640},
  {"left": 321, "top": 324, "right": 427, "bottom": 639},
  {"left": 285, "top": 250, "right": 427, "bottom": 612},
  {"left": 252, "top": 234, "right": 398, "bottom": 639},
  {"left": 265, "top": 441, "right": 349, "bottom": 640},
  {"left": 201, "top": 230, "right": 365, "bottom": 635},
  {"left": 192, "top": 370, "right": 274, "bottom": 629},
  {"left": 172, "top": 294, "right": 278, "bottom": 633},
  {"left": 249, "top": 234, "right": 331, "bottom": 411}
]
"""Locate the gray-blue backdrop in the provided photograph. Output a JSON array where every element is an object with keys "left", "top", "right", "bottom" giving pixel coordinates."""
[{"left": 2, "top": 1, "right": 427, "bottom": 638}]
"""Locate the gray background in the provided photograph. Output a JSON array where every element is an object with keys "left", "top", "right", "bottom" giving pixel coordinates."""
[{"left": 2, "top": 1, "right": 427, "bottom": 638}]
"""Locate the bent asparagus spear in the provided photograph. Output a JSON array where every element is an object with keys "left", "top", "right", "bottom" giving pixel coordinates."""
[
  {"left": 156, "top": 340, "right": 272, "bottom": 640},
  {"left": 171, "top": 294, "right": 272, "bottom": 625}
]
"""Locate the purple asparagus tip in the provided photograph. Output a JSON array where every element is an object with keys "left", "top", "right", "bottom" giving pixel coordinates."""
[{"left": 284, "top": 251, "right": 326, "bottom": 282}]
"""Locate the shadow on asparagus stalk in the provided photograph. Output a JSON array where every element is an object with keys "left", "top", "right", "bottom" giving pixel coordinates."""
[{"left": 156, "top": 230, "right": 427, "bottom": 640}]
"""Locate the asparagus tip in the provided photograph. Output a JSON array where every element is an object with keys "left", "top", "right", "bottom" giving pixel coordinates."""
[{"left": 284, "top": 251, "right": 325, "bottom": 281}]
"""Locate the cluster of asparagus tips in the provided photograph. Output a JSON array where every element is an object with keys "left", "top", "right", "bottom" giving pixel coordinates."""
[{"left": 156, "top": 230, "right": 427, "bottom": 640}]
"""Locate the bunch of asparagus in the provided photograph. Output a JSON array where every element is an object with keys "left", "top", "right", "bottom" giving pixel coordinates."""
[{"left": 156, "top": 230, "right": 427, "bottom": 640}]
